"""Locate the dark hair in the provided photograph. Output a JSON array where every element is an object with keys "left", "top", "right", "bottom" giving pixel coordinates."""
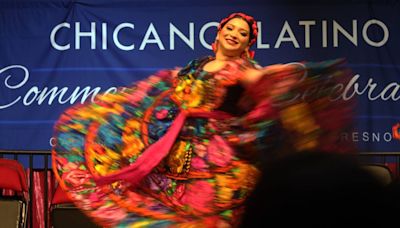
[{"left": 217, "top": 12, "right": 258, "bottom": 46}]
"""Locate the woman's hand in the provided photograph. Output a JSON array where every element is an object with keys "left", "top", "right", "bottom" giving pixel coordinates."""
[{"left": 171, "top": 67, "right": 182, "bottom": 77}]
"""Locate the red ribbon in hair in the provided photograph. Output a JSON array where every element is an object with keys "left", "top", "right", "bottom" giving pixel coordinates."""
[{"left": 212, "top": 12, "right": 259, "bottom": 59}]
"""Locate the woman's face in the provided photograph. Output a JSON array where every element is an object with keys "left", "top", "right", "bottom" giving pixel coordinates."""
[{"left": 217, "top": 17, "right": 251, "bottom": 57}]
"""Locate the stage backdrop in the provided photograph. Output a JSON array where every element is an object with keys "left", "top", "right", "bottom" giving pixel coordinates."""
[{"left": 0, "top": 0, "right": 399, "bottom": 152}]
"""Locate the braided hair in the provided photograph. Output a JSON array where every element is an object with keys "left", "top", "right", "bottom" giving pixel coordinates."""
[{"left": 212, "top": 12, "right": 259, "bottom": 59}]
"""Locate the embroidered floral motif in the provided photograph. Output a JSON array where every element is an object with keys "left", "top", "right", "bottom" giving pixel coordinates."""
[{"left": 52, "top": 57, "right": 351, "bottom": 227}]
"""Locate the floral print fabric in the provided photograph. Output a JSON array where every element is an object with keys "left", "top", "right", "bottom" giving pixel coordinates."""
[{"left": 52, "top": 57, "right": 353, "bottom": 227}]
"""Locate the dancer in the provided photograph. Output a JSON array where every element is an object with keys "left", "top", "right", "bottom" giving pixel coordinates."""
[{"left": 52, "top": 12, "right": 354, "bottom": 227}]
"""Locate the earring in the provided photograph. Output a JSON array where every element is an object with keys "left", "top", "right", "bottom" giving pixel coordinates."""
[
  {"left": 240, "top": 48, "right": 250, "bottom": 59},
  {"left": 212, "top": 40, "right": 218, "bottom": 53},
  {"left": 241, "top": 49, "right": 255, "bottom": 59}
]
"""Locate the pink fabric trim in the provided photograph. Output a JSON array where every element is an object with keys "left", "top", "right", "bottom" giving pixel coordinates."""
[{"left": 94, "top": 110, "right": 233, "bottom": 186}]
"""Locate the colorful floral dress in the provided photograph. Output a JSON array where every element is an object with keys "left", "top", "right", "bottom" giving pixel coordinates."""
[{"left": 52, "top": 56, "right": 353, "bottom": 227}]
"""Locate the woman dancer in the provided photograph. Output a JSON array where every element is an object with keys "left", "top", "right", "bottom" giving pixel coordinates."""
[{"left": 52, "top": 12, "right": 353, "bottom": 227}]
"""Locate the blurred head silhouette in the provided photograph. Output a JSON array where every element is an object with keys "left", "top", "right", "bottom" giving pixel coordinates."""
[{"left": 240, "top": 151, "right": 388, "bottom": 227}]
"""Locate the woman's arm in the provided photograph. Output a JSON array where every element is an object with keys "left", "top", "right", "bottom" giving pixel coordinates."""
[{"left": 239, "top": 63, "right": 305, "bottom": 102}]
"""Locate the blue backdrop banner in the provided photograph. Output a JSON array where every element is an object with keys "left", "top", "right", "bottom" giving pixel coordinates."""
[{"left": 0, "top": 0, "right": 399, "bottom": 152}]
